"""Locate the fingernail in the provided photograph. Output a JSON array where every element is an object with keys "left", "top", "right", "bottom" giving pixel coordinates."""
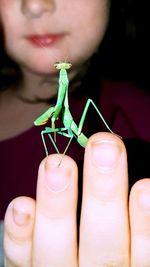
[
  {"left": 45, "top": 161, "right": 71, "bottom": 192},
  {"left": 91, "top": 139, "right": 122, "bottom": 171},
  {"left": 13, "top": 205, "right": 30, "bottom": 226}
]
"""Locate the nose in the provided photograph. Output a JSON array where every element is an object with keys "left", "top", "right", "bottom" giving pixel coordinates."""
[{"left": 21, "top": 0, "right": 56, "bottom": 18}]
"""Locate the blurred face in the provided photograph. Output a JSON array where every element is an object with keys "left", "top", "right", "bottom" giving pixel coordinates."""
[{"left": 0, "top": 0, "right": 110, "bottom": 76}]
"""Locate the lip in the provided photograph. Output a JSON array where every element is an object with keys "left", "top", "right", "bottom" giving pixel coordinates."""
[{"left": 26, "top": 34, "right": 64, "bottom": 47}]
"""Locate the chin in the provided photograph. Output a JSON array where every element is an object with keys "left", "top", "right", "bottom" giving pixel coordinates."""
[{"left": 23, "top": 60, "right": 58, "bottom": 76}]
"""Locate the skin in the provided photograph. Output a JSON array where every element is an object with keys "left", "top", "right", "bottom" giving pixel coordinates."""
[
  {"left": 0, "top": 0, "right": 109, "bottom": 76},
  {"left": 4, "top": 133, "right": 150, "bottom": 266},
  {"left": 1, "top": 0, "right": 150, "bottom": 266}
]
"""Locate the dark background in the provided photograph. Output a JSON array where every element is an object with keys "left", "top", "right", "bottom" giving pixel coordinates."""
[{"left": 99, "top": 0, "right": 150, "bottom": 88}]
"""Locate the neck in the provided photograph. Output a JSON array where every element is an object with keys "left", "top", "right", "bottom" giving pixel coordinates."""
[
  {"left": 16, "top": 68, "right": 58, "bottom": 102},
  {"left": 10, "top": 62, "right": 87, "bottom": 103}
]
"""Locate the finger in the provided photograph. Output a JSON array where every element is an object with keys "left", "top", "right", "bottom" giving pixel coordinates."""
[
  {"left": 130, "top": 179, "right": 150, "bottom": 266},
  {"left": 80, "top": 132, "right": 129, "bottom": 267},
  {"left": 4, "top": 196, "right": 35, "bottom": 267},
  {"left": 32, "top": 154, "right": 78, "bottom": 267}
]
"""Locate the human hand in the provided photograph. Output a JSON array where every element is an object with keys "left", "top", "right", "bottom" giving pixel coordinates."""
[{"left": 3, "top": 132, "right": 150, "bottom": 266}]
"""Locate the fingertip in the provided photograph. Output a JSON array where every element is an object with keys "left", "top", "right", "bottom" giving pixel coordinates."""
[
  {"left": 85, "top": 132, "right": 126, "bottom": 172},
  {"left": 35, "top": 154, "right": 78, "bottom": 218},
  {"left": 130, "top": 178, "right": 150, "bottom": 210},
  {"left": 38, "top": 154, "right": 78, "bottom": 192},
  {"left": 4, "top": 196, "right": 35, "bottom": 238},
  {"left": 130, "top": 178, "right": 150, "bottom": 192},
  {"left": 129, "top": 179, "right": 150, "bottom": 267},
  {"left": 40, "top": 153, "right": 77, "bottom": 171},
  {"left": 4, "top": 197, "right": 35, "bottom": 266},
  {"left": 87, "top": 132, "right": 124, "bottom": 149}
]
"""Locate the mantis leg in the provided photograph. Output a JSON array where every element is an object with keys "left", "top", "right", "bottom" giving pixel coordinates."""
[
  {"left": 56, "top": 129, "right": 75, "bottom": 156},
  {"left": 56, "top": 131, "right": 71, "bottom": 138},
  {"left": 77, "top": 98, "right": 114, "bottom": 135},
  {"left": 57, "top": 135, "right": 74, "bottom": 167},
  {"left": 41, "top": 129, "right": 59, "bottom": 155},
  {"left": 41, "top": 127, "right": 67, "bottom": 155}
]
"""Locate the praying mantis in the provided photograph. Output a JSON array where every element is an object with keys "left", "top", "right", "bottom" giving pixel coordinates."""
[{"left": 34, "top": 62, "right": 114, "bottom": 156}]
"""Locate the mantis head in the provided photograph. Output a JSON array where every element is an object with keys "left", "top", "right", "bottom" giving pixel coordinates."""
[{"left": 54, "top": 62, "right": 72, "bottom": 70}]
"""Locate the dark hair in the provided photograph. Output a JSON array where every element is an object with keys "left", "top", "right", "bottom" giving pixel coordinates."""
[
  {"left": 99, "top": 0, "right": 150, "bottom": 90},
  {"left": 0, "top": 25, "right": 23, "bottom": 91}
]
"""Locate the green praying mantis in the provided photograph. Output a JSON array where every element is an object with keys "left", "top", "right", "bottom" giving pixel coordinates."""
[{"left": 34, "top": 62, "right": 115, "bottom": 156}]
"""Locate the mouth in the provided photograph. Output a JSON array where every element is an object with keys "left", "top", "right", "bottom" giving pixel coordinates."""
[{"left": 26, "top": 33, "right": 65, "bottom": 47}]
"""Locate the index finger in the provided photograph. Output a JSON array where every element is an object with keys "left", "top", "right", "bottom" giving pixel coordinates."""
[{"left": 32, "top": 154, "right": 78, "bottom": 267}]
